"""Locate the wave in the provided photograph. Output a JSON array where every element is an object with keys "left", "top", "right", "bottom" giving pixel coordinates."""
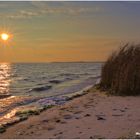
[
  {"left": 0, "top": 94, "right": 11, "bottom": 99},
  {"left": 28, "top": 85, "right": 52, "bottom": 92},
  {"left": 38, "top": 96, "right": 69, "bottom": 106},
  {"left": 49, "top": 80, "right": 62, "bottom": 84},
  {"left": 60, "top": 73, "right": 79, "bottom": 78}
]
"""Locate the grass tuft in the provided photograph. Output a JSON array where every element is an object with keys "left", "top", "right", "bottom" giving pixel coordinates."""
[{"left": 99, "top": 44, "right": 140, "bottom": 96}]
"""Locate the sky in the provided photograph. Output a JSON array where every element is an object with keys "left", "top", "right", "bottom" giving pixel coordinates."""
[{"left": 0, "top": 1, "right": 140, "bottom": 62}]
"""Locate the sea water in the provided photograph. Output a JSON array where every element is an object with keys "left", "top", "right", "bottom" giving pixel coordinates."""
[{"left": 0, "top": 62, "right": 102, "bottom": 124}]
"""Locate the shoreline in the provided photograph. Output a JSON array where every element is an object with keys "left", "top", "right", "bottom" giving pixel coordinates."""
[
  {"left": 0, "top": 76, "right": 100, "bottom": 128},
  {"left": 0, "top": 85, "right": 92, "bottom": 133},
  {"left": 0, "top": 87, "right": 140, "bottom": 138}
]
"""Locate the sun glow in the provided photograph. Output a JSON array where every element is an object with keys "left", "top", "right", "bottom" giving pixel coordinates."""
[{"left": 1, "top": 33, "right": 9, "bottom": 41}]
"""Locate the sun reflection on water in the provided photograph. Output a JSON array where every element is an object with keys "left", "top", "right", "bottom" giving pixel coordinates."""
[{"left": 0, "top": 63, "right": 11, "bottom": 95}]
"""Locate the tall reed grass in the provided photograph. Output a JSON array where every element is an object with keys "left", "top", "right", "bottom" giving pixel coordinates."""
[{"left": 100, "top": 44, "right": 140, "bottom": 96}]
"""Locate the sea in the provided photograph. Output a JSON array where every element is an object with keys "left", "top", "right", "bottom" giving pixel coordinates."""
[{"left": 0, "top": 62, "right": 103, "bottom": 125}]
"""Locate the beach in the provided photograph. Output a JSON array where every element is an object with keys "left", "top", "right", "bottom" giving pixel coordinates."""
[
  {"left": 0, "top": 87, "right": 140, "bottom": 139},
  {"left": 0, "top": 1, "right": 140, "bottom": 139},
  {"left": 0, "top": 63, "right": 102, "bottom": 127}
]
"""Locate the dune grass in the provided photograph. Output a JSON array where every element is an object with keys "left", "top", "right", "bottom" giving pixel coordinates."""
[{"left": 99, "top": 44, "right": 140, "bottom": 96}]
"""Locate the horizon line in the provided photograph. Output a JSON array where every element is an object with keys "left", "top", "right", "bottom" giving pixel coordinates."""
[{"left": 0, "top": 61, "right": 105, "bottom": 63}]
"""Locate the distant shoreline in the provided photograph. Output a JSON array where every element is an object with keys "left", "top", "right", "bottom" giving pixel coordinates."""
[{"left": 0, "top": 61, "right": 105, "bottom": 64}]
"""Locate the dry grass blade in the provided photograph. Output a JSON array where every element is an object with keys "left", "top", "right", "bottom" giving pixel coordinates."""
[{"left": 100, "top": 44, "right": 140, "bottom": 96}]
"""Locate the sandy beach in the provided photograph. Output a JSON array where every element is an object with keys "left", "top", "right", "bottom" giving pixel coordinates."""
[
  {"left": 0, "top": 1, "right": 140, "bottom": 139},
  {"left": 0, "top": 87, "right": 140, "bottom": 139}
]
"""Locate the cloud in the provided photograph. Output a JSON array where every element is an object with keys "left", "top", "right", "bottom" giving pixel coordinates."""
[
  {"left": 3, "top": 10, "right": 40, "bottom": 19},
  {"left": 0, "top": 2, "right": 103, "bottom": 19},
  {"left": 20, "top": 10, "right": 39, "bottom": 16}
]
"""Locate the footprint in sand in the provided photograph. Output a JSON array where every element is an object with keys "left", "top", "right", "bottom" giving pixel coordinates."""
[
  {"left": 113, "top": 108, "right": 117, "bottom": 111},
  {"left": 59, "top": 132, "right": 63, "bottom": 134},
  {"left": 27, "top": 125, "right": 34, "bottom": 129},
  {"left": 47, "top": 126, "right": 55, "bottom": 131},
  {"left": 63, "top": 114, "right": 73, "bottom": 120},
  {"left": 60, "top": 121, "right": 67, "bottom": 124},
  {"left": 42, "top": 119, "right": 49, "bottom": 123},
  {"left": 84, "top": 114, "right": 91, "bottom": 117},
  {"left": 75, "top": 116, "right": 81, "bottom": 120},
  {"left": 30, "top": 131, "right": 34, "bottom": 134},
  {"left": 55, "top": 119, "right": 61, "bottom": 123},
  {"left": 83, "top": 104, "right": 94, "bottom": 108},
  {"left": 54, "top": 131, "right": 63, "bottom": 136},
  {"left": 55, "top": 118, "right": 67, "bottom": 124},
  {"left": 74, "top": 111, "right": 83, "bottom": 114},
  {"left": 96, "top": 115, "right": 106, "bottom": 120},
  {"left": 120, "top": 109, "right": 125, "bottom": 112}
]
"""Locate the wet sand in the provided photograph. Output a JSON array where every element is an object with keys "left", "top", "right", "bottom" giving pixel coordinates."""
[{"left": 0, "top": 87, "right": 140, "bottom": 139}]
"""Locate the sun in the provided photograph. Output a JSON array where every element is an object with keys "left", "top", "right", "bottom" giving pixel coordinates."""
[{"left": 1, "top": 33, "right": 9, "bottom": 41}]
